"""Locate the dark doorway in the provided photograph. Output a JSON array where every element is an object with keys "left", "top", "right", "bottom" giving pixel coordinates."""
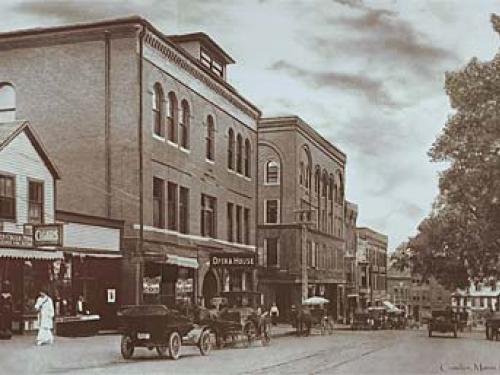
[{"left": 202, "top": 270, "right": 218, "bottom": 308}]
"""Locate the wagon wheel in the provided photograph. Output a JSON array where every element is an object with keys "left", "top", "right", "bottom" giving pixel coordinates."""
[
  {"left": 243, "top": 322, "right": 256, "bottom": 348},
  {"left": 120, "top": 335, "right": 134, "bottom": 359},
  {"left": 261, "top": 322, "right": 271, "bottom": 347},
  {"left": 198, "top": 329, "right": 212, "bottom": 356},
  {"left": 156, "top": 346, "right": 167, "bottom": 357},
  {"left": 168, "top": 331, "right": 182, "bottom": 360}
]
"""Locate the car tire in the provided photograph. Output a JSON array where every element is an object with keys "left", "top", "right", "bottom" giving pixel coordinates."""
[
  {"left": 198, "top": 329, "right": 211, "bottom": 356},
  {"left": 120, "top": 335, "right": 134, "bottom": 359},
  {"left": 168, "top": 331, "right": 181, "bottom": 360}
]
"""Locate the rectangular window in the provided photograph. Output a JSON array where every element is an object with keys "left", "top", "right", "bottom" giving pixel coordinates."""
[
  {"left": 153, "top": 177, "right": 164, "bottom": 228},
  {"left": 28, "top": 180, "right": 44, "bottom": 224},
  {"left": 266, "top": 238, "right": 278, "bottom": 267},
  {"left": 227, "top": 203, "right": 234, "bottom": 242},
  {"left": 244, "top": 208, "right": 250, "bottom": 245},
  {"left": 179, "top": 186, "right": 189, "bottom": 234},
  {"left": 265, "top": 199, "right": 279, "bottom": 224},
  {"left": 201, "top": 194, "right": 216, "bottom": 238},
  {"left": 0, "top": 175, "right": 14, "bottom": 220},
  {"left": 167, "top": 182, "right": 178, "bottom": 230},
  {"left": 307, "top": 240, "right": 312, "bottom": 267},
  {"left": 236, "top": 205, "right": 242, "bottom": 243}
]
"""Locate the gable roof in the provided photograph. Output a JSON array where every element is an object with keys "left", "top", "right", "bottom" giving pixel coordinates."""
[{"left": 0, "top": 120, "right": 60, "bottom": 179}]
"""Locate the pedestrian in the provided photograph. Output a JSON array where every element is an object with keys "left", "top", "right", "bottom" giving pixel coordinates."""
[
  {"left": 270, "top": 302, "right": 279, "bottom": 326},
  {"left": 76, "top": 295, "right": 90, "bottom": 315},
  {"left": 0, "top": 280, "right": 13, "bottom": 340},
  {"left": 34, "top": 289, "right": 55, "bottom": 346}
]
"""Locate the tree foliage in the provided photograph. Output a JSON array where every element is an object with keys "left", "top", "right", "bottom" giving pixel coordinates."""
[{"left": 409, "top": 14, "right": 500, "bottom": 290}]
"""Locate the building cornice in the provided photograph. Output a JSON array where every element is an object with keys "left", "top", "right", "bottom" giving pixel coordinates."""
[{"left": 259, "top": 116, "right": 346, "bottom": 166}]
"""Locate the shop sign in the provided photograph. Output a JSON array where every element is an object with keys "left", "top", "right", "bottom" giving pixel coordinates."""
[
  {"left": 143, "top": 276, "right": 161, "bottom": 294},
  {"left": 176, "top": 278, "right": 193, "bottom": 294},
  {"left": 33, "top": 224, "right": 63, "bottom": 247},
  {"left": 210, "top": 253, "right": 256, "bottom": 267},
  {"left": 0, "top": 232, "right": 33, "bottom": 248}
]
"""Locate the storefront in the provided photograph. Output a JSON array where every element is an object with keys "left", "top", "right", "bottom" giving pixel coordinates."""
[
  {"left": 0, "top": 241, "right": 64, "bottom": 333},
  {"left": 142, "top": 252, "right": 198, "bottom": 308},
  {"left": 204, "top": 252, "right": 257, "bottom": 307}
]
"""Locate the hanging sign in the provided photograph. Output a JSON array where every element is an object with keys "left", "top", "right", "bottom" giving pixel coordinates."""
[
  {"left": 33, "top": 224, "right": 63, "bottom": 247},
  {"left": 210, "top": 253, "right": 256, "bottom": 268}
]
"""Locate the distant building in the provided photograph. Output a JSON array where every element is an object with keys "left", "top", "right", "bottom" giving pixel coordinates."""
[
  {"left": 257, "top": 116, "right": 347, "bottom": 320},
  {"left": 356, "top": 227, "right": 388, "bottom": 307},
  {"left": 344, "top": 201, "right": 358, "bottom": 320}
]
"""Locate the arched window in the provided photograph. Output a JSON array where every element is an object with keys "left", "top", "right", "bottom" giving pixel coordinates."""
[
  {"left": 265, "top": 161, "right": 279, "bottom": 185},
  {"left": 329, "top": 175, "right": 334, "bottom": 201},
  {"left": 337, "top": 172, "right": 344, "bottom": 204},
  {"left": 244, "top": 138, "right": 251, "bottom": 177},
  {"left": 322, "top": 171, "right": 328, "bottom": 197},
  {"left": 179, "top": 99, "right": 190, "bottom": 149},
  {"left": 206, "top": 115, "right": 215, "bottom": 161},
  {"left": 236, "top": 134, "right": 243, "bottom": 174},
  {"left": 152, "top": 83, "right": 163, "bottom": 137},
  {"left": 227, "top": 128, "right": 234, "bottom": 170},
  {"left": 299, "top": 162, "right": 304, "bottom": 186},
  {"left": 305, "top": 166, "right": 311, "bottom": 189},
  {"left": 167, "top": 92, "right": 178, "bottom": 143},
  {"left": 314, "top": 167, "right": 320, "bottom": 194}
]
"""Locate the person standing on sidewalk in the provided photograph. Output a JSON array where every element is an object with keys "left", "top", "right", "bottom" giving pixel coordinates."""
[
  {"left": 270, "top": 303, "right": 279, "bottom": 326},
  {"left": 34, "top": 289, "right": 55, "bottom": 346},
  {"left": 0, "top": 280, "right": 13, "bottom": 339}
]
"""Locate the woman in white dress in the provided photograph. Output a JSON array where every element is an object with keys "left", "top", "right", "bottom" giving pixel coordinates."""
[{"left": 34, "top": 290, "right": 55, "bottom": 346}]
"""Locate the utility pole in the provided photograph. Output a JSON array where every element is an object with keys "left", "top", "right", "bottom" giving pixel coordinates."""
[{"left": 296, "top": 208, "right": 315, "bottom": 303}]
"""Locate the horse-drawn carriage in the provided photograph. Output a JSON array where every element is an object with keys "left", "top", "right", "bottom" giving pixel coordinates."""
[
  {"left": 202, "top": 291, "right": 271, "bottom": 348},
  {"left": 117, "top": 305, "right": 211, "bottom": 360},
  {"left": 294, "top": 296, "right": 333, "bottom": 336}
]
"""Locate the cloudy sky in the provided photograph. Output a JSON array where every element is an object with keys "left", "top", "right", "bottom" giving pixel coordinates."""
[{"left": 1, "top": 0, "right": 499, "bottom": 251}]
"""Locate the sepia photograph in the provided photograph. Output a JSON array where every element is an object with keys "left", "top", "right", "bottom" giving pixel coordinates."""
[{"left": 0, "top": 0, "right": 499, "bottom": 373}]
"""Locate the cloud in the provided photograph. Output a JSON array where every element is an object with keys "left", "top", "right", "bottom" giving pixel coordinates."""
[
  {"left": 332, "top": 0, "right": 364, "bottom": 8},
  {"left": 10, "top": 0, "right": 176, "bottom": 24},
  {"left": 313, "top": 7, "right": 458, "bottom": 79},
  {"left": 269, "top": 60, "right": 398, "bottom": 107}
]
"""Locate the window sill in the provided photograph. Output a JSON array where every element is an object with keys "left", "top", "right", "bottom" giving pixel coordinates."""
[
  {"left": 179, "top": 146, "right": 190, "bottom": 154},
  {"left": 263, "top": 221, "right": 280, "bottom": 225},
  {"left": 264, "top": 182, "right": 280, "bottom": 186},
  {"left": 227, "top": 168, "right": 235, "bottom": 174},
  {"left": 205, "top": 158, "right": 215, "bottom": 165},
  {"left": 152, "top": 134, "right": 165, "bottom": 142},
  {"left": 167, "top": 140, "right": 179, "bottom": 147},
  {"left": 243, "top": 176, "right": 251, "bottom": 182}
]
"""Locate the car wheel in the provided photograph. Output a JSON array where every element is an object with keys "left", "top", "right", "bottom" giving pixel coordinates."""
[
  {"left": 198, "top": 329, "right": 211, "bottom": 356},
  {"left": 168, "top": 331, "right": 181, "bottom": 360},
  {"left": 120, "top": 335, "right": 134, "bottom": 359}
]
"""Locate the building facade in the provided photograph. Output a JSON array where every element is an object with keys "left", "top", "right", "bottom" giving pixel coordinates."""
[
  {"left": 257, "top": 116, "right": 347, "bottom": 321},
  {"left": 356, "top": 227, "right": 388, "bottom": 307},
  {"left": 344, "top": 201, "right": 358, "bottom": 322},
  {"left": 0, "top": 17, "right": 261, "bottom": 307}
]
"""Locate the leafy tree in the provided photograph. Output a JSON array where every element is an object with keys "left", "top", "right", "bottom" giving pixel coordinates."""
[{"left": 410, "top": 14, "right": 500, "bottom": 289}]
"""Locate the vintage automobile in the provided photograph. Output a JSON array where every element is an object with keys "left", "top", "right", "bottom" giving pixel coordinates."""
[
  {"left": 202, "top": 291, "right": 271, "bottom": 348},
  {"left": 117, "top": 305, "right": 211, "bottom": 360},
  {"left": 485, "top": 311, "right": 500, "bottom": 340},
  {"left": 351, "top": 310, "right": 371, "bottom": 330},
  {"left": 367, "top": 307, "right": 388, "bottom": 330},
  {"left": 428, "top": 309, "right": 458, "bottom": 338}
]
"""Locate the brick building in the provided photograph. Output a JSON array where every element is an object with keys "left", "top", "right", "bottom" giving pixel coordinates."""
[
  {"left": 257, "top": 116, "right": 347, "bottom": 320},
  {"left": 0, "top": 16, "right": 261, "bottom": 307},
  {"left": 344, "top": 201, "right": 358, "bottom": 321},
  {"left": 356, "top": 227, "right": 388, "bottom": 307}
]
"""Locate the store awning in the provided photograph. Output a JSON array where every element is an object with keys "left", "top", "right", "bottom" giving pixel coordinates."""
[
  {"left": 0, "top": 248, "right": 64, "bottom": 260},
  {"left": 68, "top": 251, "right": 122, "bottom": 259},
  {"left": 166, "top": 254, "right": 199, "bottom": 269}
]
